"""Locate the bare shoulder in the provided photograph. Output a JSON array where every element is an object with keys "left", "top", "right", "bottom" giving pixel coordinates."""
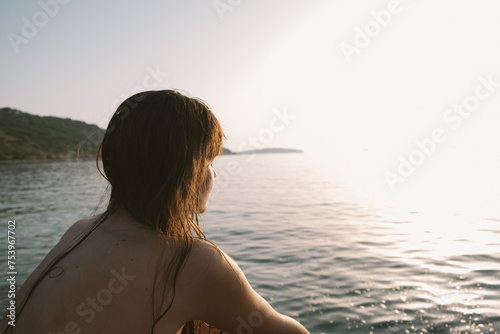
[
  {"left": 172, "top": 239, "right": 311, "bottom": 334},
  {"left": 51, "top": 215, "right": 101, "bottom": 249},
  {"left": 186, "top": 240, "right": 237, "bottom": 274},
  {"left": 179, "top": 239, "right": 249, "bottom": 294},
  {"left": 63, "top": 214, "right": 101, "bottom": 237},
  {"left": 21, "top": 216, "right": 100, "bottom": 275}
]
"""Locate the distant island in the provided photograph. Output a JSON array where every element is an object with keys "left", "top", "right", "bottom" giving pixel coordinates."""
[
  {"left": 233, "top": 148, "right": 303, "bottom": 155},
  {"left": 0, "top": 108, "right": 303, "bottom": 162}
]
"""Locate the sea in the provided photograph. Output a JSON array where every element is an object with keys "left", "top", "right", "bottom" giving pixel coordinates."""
[{"left": 0, "top": 153, "right": 499, "bottom": 333}]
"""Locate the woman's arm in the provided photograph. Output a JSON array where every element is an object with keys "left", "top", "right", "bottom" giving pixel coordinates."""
[{"left": 174, "top": 240, "right": 311, "bottom": 334}]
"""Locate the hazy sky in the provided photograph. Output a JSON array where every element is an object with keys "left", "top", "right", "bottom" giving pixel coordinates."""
[{"left": 2, "top": 0, "right": 500, "bottom": 209}]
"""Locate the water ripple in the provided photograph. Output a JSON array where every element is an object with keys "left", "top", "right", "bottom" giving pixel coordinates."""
[{"left": 2, "top": 156, "right": 500, "bottom": 333}]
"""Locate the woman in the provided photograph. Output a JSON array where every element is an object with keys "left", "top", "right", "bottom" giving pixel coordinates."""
[{"left": 0, "top": 90, "right": 310, "bottom": 334}]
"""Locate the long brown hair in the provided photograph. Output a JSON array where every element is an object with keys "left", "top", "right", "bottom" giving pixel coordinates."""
[
  {"left": 99, "top": 90, "right": 225, "bottom": 332},
  {"left": 7, "top": 90, "right": 225, "bottom": 334},
  {"left": 101, "top": 90, "right": 224, "bottom": 236}
]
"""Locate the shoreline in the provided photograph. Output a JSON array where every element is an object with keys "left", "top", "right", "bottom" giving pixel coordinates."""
[
  {"left": 0, "top": 150, "right": 305, "bottom": 165},
  {"left": 0, "top": 157, "right": 98, "bottom": 164}
]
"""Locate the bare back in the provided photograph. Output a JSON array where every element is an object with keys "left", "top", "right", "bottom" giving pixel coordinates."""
[
  {"left": 1, "top": 208, "right": 311, "bottom": 334},
  {"left": 0, "top": 209, "right": 184, "bottom": 334}
]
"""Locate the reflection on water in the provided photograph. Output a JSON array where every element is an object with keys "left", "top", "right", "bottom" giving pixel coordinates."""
[{"left": 1, "top": 155, "right": 499, "bottom": 333}]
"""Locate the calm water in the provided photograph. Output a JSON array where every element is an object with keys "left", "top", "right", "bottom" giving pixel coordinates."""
[{"left": 1, "top": 154, "right": 499, "bottom": 333}]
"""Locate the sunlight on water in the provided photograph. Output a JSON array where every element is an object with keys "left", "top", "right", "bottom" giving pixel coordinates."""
[
  {"left": 1, "top": 156, "right": 499, "bottom": 333},
  {"left": 307, "top": 147, "right": 500, "bottom": 251},
  {"left": 377, "top": 210, "right": 500, "bottom": 257}
]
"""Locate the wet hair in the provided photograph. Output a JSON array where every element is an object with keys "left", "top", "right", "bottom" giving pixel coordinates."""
[
  {"left": 8, "top": 90, "right": 225, "bottom": 334},
  {"left": 101, "top": 90, "right": 225, "bottom": 332},
  {"left": 101, "top": 90, "right": 224, "bottom": 236},
  {"left": 100, "top": 90, "right": 225, "bottom": 333}
]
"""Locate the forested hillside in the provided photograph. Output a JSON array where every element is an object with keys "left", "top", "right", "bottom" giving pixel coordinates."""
[{"left": 0, "top": 108, "right": 104, "bottom": 161}]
